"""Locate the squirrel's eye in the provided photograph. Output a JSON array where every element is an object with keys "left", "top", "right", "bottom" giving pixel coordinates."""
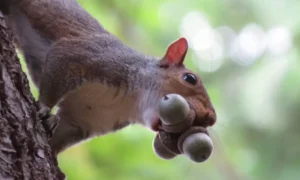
[{"left": 183, "top": 73, "right": 197, "bottom": 85}]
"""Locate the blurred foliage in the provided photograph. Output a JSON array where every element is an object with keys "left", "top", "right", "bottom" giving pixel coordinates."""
[{"left": 18, "top": 0, "right": 300, "bottom": 180}]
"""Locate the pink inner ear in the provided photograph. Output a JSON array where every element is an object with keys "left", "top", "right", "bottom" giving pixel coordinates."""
[{"left": 165, "top": 37, "right": 188, "bottom": 65}]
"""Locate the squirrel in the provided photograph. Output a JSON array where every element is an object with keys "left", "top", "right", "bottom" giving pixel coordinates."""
[{"left": 0, "top": 0, "right": 216, "bottom": 156}]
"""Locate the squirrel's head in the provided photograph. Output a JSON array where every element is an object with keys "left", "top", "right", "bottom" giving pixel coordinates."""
[{"left": 152, "top": 37, "right": 216, "bottom": 131}]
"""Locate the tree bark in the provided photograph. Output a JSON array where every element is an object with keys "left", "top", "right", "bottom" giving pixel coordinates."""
[{"left": 0, "top": 13, "right": 64, "bottom": 180}]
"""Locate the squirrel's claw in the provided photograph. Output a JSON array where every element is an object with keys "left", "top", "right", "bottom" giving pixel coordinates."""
[
  {"left": 37, "top": 101, "right": 59, "bottom": 138},
  {"left": 37, "top": 101, "right": 51, "bottom": 120},
  {"left": 43, "top": 115, "right": 60, "bottom": 138}
]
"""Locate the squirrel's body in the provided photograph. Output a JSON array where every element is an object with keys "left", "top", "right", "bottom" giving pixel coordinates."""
[
  {"left": 4, "top": 0, "right": 102, "bottom": 85},
  {"left": 1, "top": 0, "right": 216, "bottom": 154}
]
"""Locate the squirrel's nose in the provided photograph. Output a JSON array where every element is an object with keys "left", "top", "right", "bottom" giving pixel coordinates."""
[
  {"left": 193, "top": 111, "right": 216, "bottom": 127},
  {"left": 206, "top": 111, "right": 216, "bottom": 126}
]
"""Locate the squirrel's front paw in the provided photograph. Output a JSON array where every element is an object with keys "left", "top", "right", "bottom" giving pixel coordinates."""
[
  {"left": 37, "top": 101, "right": 51, "bottom": 120},
  {"left": 43, "top": 115, "right": 59, "bottom": 138},
  {"left": 37, "top": 101, "right": 59, "bottom": 138}
]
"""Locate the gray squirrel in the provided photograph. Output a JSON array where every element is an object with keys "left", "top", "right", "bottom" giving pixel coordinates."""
[{"left": 0, "top": 0, "right": 216, "bottom": 156}]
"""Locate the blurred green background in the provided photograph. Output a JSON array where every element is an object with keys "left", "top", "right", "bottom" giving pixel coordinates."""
[{"left": 18, "top": 0, "right": 300, "bottom": 180}]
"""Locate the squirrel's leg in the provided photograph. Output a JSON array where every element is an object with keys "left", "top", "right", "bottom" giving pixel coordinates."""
[
  {"left": 23, "top": 51, "right": 45, "bottom": 87},
  {"left": 38, "top": 39, "right": 87, "bottom": 108},
  {"left": 49, "top": 109, "right": 89, "bottom": 155},
  {"left": 36, "top": 40, "right": 91, "bottom": 154}
]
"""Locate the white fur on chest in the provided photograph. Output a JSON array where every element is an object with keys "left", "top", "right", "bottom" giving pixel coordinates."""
[{"left": 57, "top": 83, "right": 137, "bottom": 135}]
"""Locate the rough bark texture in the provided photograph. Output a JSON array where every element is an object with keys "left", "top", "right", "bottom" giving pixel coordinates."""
[{"left": 0, "top": 13, "right": 65, "bottom": 180}]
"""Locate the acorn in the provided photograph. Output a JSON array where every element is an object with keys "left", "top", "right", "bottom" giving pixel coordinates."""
[
  {"left": 178, "top": 127, "right": 213, "bottom": 163},
  {"left": 153, "top": 127, "right": 213, "bottom": 163},
  {"left": 159, "top": 94, "right": 193, "bottom": 133},
  {"left": 157, "top": 94, "right": 214, "bottom": 163},
  {"left": 159, "top": 94, "right": 190, "bottom": 125},
  {"left": 152, "top": 133, "right": 177, "bottom": 160}
]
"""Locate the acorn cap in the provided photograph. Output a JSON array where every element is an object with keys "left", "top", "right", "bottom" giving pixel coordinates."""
[
  {"left": 152, "top": 134, "right": 177, "bottom": 160},
  {"left": 157, "top": 131, "right": 181, "bottom": 154}
]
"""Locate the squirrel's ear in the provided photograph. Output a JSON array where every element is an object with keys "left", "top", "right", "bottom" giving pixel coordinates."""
[{"left": 159, "top": 37, "right": 188, "bottom": 67}]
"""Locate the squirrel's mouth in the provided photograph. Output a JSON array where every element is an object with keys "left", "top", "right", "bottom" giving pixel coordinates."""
[
  {"left": 149, "top": 110, "right": 216, "bottom": 133},
  {"left": 142, "top": 108, "right": 162, "bottom": 132},
  {"left": 150, "top": 117, "right": 161, "bottom": 132},
  {"left": 144, "top": 104, "right": 216, "bottom": 132}
]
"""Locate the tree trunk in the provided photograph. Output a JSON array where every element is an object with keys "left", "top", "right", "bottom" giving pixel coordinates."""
[{"left": 0, "top": 13, "right": 64, "bottom": 180}]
